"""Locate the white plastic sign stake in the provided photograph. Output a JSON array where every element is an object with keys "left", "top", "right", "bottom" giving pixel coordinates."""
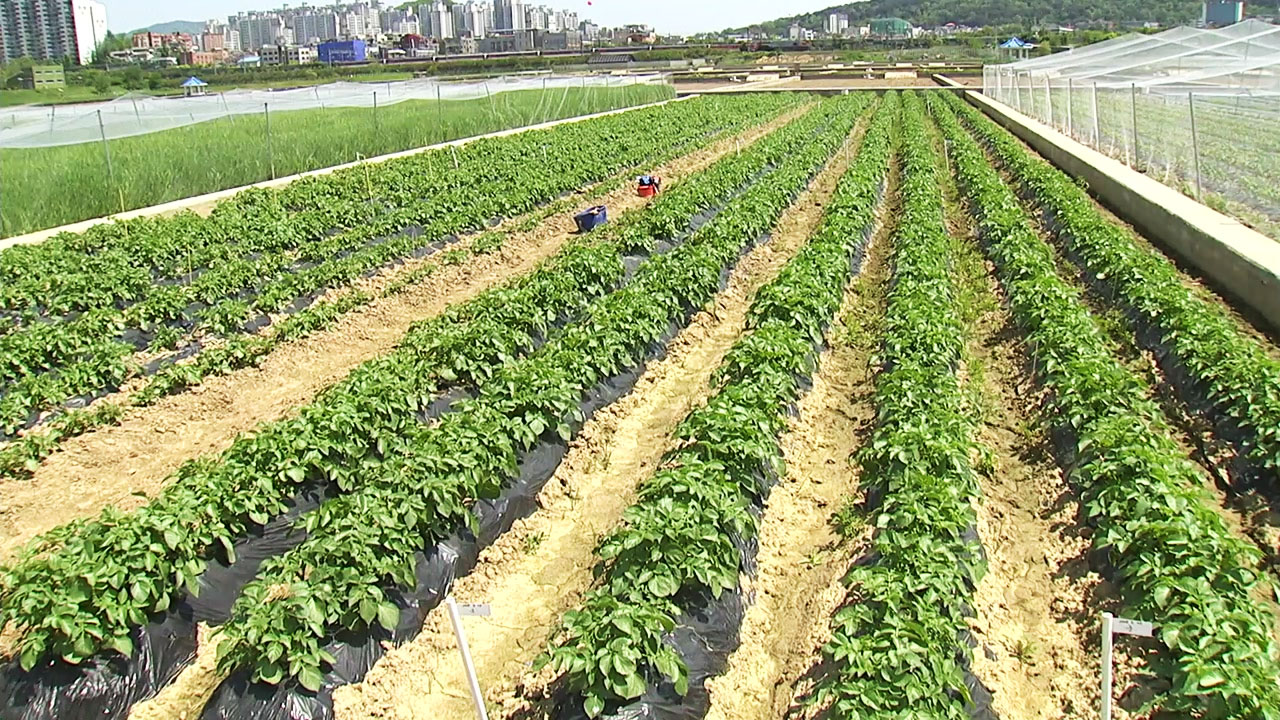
[
  {"left": 1100, "top": 612, "right": 1156, "bottom": 720},
  {"left": 458, "top": 603, "right": 492, "bottom": 617},
  {"left": 1112, "top": 617, "right": 1153, "bottom": 637},
  {"left": 445, "top": 596, "right": 490, "bottom": 720}
]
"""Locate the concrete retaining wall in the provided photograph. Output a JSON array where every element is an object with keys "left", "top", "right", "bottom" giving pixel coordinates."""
[
  {"left": 937, "top": 75, "right": 1280, "bottom": 334},
  {"left": 1, "top": 95, "right": 690, "bottom": 252}
]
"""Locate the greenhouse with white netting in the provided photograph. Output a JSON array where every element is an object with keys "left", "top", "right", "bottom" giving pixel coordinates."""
[{"left": 984, "top": 19, "right": 1280, "bottom": 241}]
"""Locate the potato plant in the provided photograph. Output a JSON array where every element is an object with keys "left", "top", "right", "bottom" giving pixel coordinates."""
[
  {"left": 932, "top": 92, "right": 1280, "bottom": 718},
  {"left": 542, "top": 93, "right": 897, "bottom": 718}
]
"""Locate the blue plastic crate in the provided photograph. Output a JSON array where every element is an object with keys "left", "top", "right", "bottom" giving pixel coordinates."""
[{"left": 574, "top": 205, "right": 608, "bottom": 233}]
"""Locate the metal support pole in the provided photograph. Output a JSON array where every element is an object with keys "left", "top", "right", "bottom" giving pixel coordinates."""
[
  {"left": 96, "top": 109, "right": 118, "bottom": 209},
  {"left": 1091, "top": 82, "right": 1100, "bottom": 145},
  {"left": 445, "top": 597, "right": 490, "bottom": 720},
  {"left": 1044, "top": 75, "right": 1052, "bottom": 125},
  {"left": 1015, "top": 72, "right": 1024, "bottom": 111},
  {"left": 1130, "top": 83, "right": 1140, "bottom": 169},
  {"left": 264, "top": 102, "right": 275, "bottom": 180},
  {"left": 131, "top": 96, "right": 142, "bottom": 128},
  {"left": 436, "top": 83, "right": 444, "bottom": 142},
  {"left": 373, "top": 90, "right": 379, "bottom": 139},
  {"left": 1100, "top": 613, "right": 1114, "bottom": 720},
  {"left": 1188, "top": 91, "right": 1203, "bottom": 201},
  {"left": 1066, "top": 78, "right": 1073, "bottom": 137},
  {"left": 220, "top": 92, "right": 236, "bottom": 125}
]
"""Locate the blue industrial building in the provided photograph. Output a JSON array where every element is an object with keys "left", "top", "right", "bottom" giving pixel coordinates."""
[{"left": 317, "top": 39, "right": 367, "bottom": 63}]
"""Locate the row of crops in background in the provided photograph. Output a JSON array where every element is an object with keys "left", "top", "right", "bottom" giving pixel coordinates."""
[
  {"left": 2, "top": 85, "right": 1279, "bottom": 720},
  {"left": 0, "top": 94, "right": 862, "bottom": 716},
  {"left": 810, "top": 90, "right": 988, "bottom": 717},
  {"left": 0, "top": 92, "right": 799, "bottom": 480},
  {"left": 931, "top": 91, "right": 1280, "bottom": 716},
  {"left": 0, "top": 83, "right": 676, "bottom": 237},
  {"left": 540, "top": 92, "right": 896, "bottom": 718}
]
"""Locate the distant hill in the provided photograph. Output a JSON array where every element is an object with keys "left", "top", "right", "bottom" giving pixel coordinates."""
[
  {"left": 727, "top": 0, "right": 1206, "bottom": 34},
  {"left": 128, "top": 20, "right": 206, "bottom": 35}
]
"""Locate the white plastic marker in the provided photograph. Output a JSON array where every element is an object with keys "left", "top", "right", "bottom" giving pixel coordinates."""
[
  {"left": 445, "top": 596, "right": 491, "bottom": 720},
  {"left": 1100, "top": 611, "right": 1155, "bottom": 720}
]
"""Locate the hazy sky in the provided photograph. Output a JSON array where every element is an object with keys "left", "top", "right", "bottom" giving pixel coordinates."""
[{"left": 109, "top": 0, "right": 840, "bottom": 35}]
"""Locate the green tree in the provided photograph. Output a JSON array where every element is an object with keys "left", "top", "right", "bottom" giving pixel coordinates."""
[
  {"left": 123, "top": 65, "right": 145, "bottom": 90},
  {"left": 90, "top": 72, "right": 111, "bottom": 94},
  {"left": 91, "top": 31, "right": 132, "bottom": 65}
]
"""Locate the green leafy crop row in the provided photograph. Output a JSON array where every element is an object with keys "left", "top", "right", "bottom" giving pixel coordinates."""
[
  {"left": 540, "top": 93, "right": 896, "bottom": 719},
  {"left": 951, "top": 92, "right": 1280, "bottom": 488},
  {"left": 810, "top": 91, "right": 984, "bottom": 719},
  {"left": 210, "top": 95, "right": 871, "bottom": 693},
  {"left": 0, "top": 94, "right": 799, "bottom": 441},
  {"left": 0, "top": 98, "right": 827, "bottom": 676},
  {"left": 931, "top": 91, "right": 1280, "bottom": 718}
]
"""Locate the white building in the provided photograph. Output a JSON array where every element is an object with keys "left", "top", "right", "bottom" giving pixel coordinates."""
[
  {"left": 825, "top": 12, "right": 849, "bottom": 35},
  {"left": 493, "top": 0, "right": 526, "bottom": 31},
  {"left": 232, "top": 12, "right": 285, "bottom": 51},
  {"left": 70, "top": 0, "right": 106, "bottom": 63},
  {"left": 419, "top": 1, "right": 453, "bottom": 39},
  {"left": 788, "top": 23, "right": 815, "bottom": 41},
  {"left": 0, "top": 0, "right": 107, "bottom": 64},
  {"left": 339, "top": 9, "right": 366, "bottom": 38},
  {"left": 287, "top": 44, "right": 315, "bottom": 63},
  {"left": 525, "top": 5, "right": 547, "bottom": 30},
  {"left": 452, "top": 1, "right": 489, "bottom": 39},
  {"left": 291, "top": 9, "right": 339, "bottom": 44}
]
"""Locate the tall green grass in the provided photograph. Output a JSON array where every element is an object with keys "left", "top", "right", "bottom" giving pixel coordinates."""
[{"left": 0, "top": 83, "right": 674, "bottom": 237}]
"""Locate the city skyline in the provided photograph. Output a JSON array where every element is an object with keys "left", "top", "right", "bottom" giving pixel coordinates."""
[{"left": 106, "top": 0, "right": 839, "bottom": 36}]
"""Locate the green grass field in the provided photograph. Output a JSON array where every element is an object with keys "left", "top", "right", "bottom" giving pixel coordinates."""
[{"left": 0, "top": 82, "right": 673, "bottom": 237}]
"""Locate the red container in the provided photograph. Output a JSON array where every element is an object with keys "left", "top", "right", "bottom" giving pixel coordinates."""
[{"left": 637, "top": 184, "right": 656, "bottom": 198}]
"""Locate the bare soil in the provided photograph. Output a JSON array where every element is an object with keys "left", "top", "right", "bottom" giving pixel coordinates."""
[
  {"left": 0, "top": 110, "right": 805, "bottom": 562},
  {"left": 977, "top": 134, "right": 1280, "bottom": 709},
  {"left": 128, "top": 625, "right": 223, "bottom": 720},
  {"left": 331, "top": 126, "right": 867, "bottom": 720},
  {"left": 701, "top": 162, "right": 895, "bottom": 720},
  {"left": 949, "top": 214, "right": 1101, "bottom": 720},
  {"left": 787, "top": 77, "right": 953, "bottom": 89},
  {"left": 927, "top": 117, "right": 1104, "bottom": 718}
]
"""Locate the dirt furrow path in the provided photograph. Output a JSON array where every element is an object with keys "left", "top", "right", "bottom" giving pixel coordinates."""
[
  {"left": 700, "top": 168, "right": 894, "bottom": 720},
  {"left": 0, "top": 108, "right": 807, "bottom": 561},
  {"left": 928, "top": 112, "right": 1102, "bottom": 720},
  {"left": 947, "top": 204, "right": 1100, "bottom": 720},
  {"left": 329, "top": 125, "right": 865, "bottom": 720}
]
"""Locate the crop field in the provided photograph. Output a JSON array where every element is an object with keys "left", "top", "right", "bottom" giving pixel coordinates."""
[
  {"left": 0, "top": 89, "right": 1277, "bottom": 720},
  {"left": 0, "top": 82, "right": 674, "bottom": 238}
]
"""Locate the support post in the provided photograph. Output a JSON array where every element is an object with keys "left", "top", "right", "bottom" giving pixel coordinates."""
[
  {"left": 220, "top": 92, "right": 236, "bottom": 124},
  {"left": 1044, "top": 75, "right": 1052, "bottom": 125},
  {"left": 1015, "top": 72, "right": 1024, "bottom": 111},
  {"left": 264, "top": 102, "right": 275, "bottom": 180},
  {"left": 373, "top": 90, "right": 379, "bottom": 139},
  {"left": 1188, "top": 91, "right": 1203, "bottom": 200},
  {"left": 1091, "top": 82, "right": 1100, "bottom": 145},
  {"left": 445, "top": 597, "right": 490, "bottom": 720},
  {"left": 96, "top": 109, "right": 119, "bottom": 210},
  {"left": 1100, "top": 613, "right": 1114, "bottom": 720},
  {"left": 131, "top": 96, "right": 143, "bottom": 128},
  {"left": 1130, "top": 82, "right": 1140, "bottom": 169},
  {"left": 1066, "top": 77, "right": 1074, "bottom": 137},
  {"left": 436, "top": 83, "right": 444, "bottom": 142}
]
